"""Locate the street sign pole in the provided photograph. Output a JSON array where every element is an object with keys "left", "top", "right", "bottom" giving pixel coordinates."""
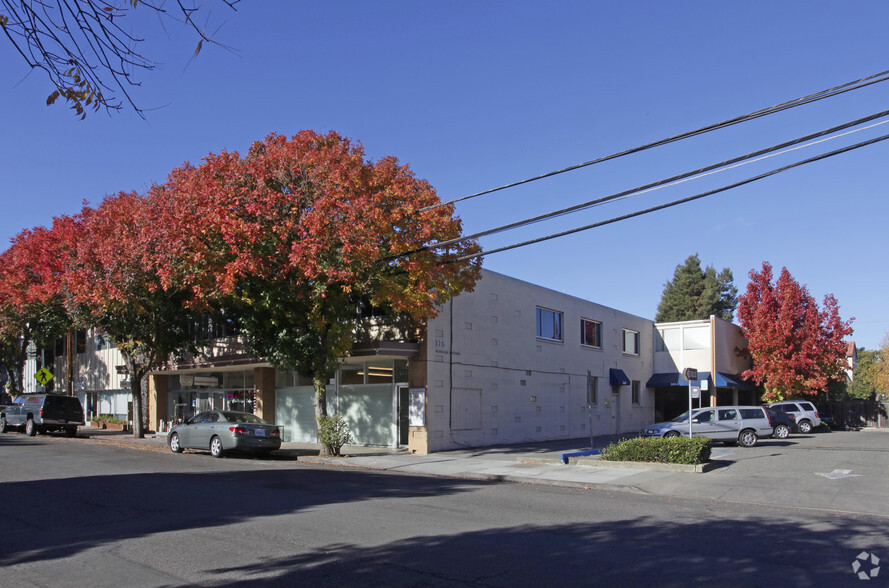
[{"left": 684, "top": 368, "right": 698, "bottom": 438}]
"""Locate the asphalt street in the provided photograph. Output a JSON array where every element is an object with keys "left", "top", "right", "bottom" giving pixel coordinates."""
[{"left": 1, "top": 427, "right": 888, "bottom": 586}]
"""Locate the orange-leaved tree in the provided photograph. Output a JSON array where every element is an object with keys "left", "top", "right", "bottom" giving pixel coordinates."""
[
  {"left": 63, "top": 193, "right": 200, "bottom": 438},
  {"left": 0, "top": 221, "right": 76, "bottom": 396},
  {"left": 145, "top": 131, "right": 481, "bottom": 452},
  {"left": 737, "top": 262, "right": 853, "bottom": 402}
]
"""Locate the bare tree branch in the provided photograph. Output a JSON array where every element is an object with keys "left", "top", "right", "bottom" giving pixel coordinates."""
[{"left": 0, "top": 0, "right": 238, "bottom": 118}]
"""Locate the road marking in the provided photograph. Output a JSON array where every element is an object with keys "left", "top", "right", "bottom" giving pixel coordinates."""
[{"left": 816, "top": 469, "right": 861, "bottom": 479}]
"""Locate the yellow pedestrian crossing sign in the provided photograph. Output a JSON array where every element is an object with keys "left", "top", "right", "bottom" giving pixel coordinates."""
[{"left": 35, "top": 367, "right": 54, "bottom": 385}]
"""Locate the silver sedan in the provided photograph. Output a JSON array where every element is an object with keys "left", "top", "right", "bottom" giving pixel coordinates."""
[{"left": 167, "top": 410, "right": 282, "bottom": 458}]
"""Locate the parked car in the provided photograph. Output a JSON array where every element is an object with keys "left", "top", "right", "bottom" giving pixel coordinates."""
[
  {"left": 641, "top": 405, "right": 775, "bottom": 447},
  {"left": 167, "top": 410, "right": 281, "bottom": 458},
  {"left": 765, "top": 407, "right": 797, "bottom": 439},
  {"left": 768, "top": 400, "right": 821, "bottom": 433},
  {"left": 0, "top": 393, "right": 85, "bottom": 437}
]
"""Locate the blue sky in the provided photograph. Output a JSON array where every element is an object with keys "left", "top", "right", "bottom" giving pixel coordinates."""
[{"left": 2, "top": 1, "right": 887, "bottom": 349}]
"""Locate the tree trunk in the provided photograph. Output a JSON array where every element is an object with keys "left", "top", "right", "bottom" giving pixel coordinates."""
[
  {"left": 9, "top": 335, "right": 30, "bottom": 396},
  {"left": 127, "top": 357, "right": 145, "bottom": 439},
  {"left": 313, "top": 331, "right": 331, "bottom": 456}
]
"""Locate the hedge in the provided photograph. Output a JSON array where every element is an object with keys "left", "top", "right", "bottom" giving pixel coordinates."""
[{"left": 600, "top": 436, "right": 712, "bottom": 465}]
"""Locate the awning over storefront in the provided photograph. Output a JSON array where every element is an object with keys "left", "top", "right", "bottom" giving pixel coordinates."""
[
  {"left": 713, "top": 372, "right": 756, "bottom": 389},
  {"left": 646, "top": 372, "right": 711, "bottom": 387},
  {"left": 646, "top": 372, "right": 683, "bottom": 387},
  {"left": 609, "top": 368, "right": 631, "bottom": 386},
  {"left": 647, "top": 371, "right": 754, "bottom": 389}
]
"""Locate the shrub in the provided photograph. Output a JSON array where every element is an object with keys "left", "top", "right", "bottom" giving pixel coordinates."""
[
  {"left": 91, "top": 414, "right": 126, "bottom": 425},
  {"left": 600, "top": 436, "right": 711, "bottom": 465},
  {"left": 317, "top": 414, "right": 353, "bottom": 457}
]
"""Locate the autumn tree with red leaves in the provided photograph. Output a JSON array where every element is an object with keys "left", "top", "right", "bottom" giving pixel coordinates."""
[
  {"left": 0, "top": 221, "right": 76, "bottom": 395},
  {"left": 146, "top": 131, "right": 481, "bottom": 452},
  {"left": 737, "top": 262, "right": 853, "bottom": 402},
  {"left": 64, "top": 193, "right": 201, "bottom": 438}
]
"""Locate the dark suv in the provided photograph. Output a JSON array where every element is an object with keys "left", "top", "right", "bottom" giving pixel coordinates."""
[{"left": 0, "top": 394, "right": 85, "bottom": 437}]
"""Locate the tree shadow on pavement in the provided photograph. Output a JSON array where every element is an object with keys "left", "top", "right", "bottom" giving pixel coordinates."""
[
  {"left": 206, "top": 513, "right": 887, "bottom": 586},
  {"left": 0, "top": 465, "right": 484, "bottom": 567}
]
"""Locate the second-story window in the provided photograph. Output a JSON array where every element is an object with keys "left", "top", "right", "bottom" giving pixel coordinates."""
[
  {"left": 581, "top": 319, "right": 602, "bottom": 348},
  {"left": 623, "top": 329, "right": 640, "bottom": 355},
  {"left": 536, "top": 307, "right": 563, "bottom": 342}
]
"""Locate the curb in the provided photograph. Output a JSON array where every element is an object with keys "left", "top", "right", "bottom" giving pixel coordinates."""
[{"left": 520, "top": 456, "right": 714, "bottom": 473}]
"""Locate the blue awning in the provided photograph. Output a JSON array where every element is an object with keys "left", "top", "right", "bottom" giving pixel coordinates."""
[
  {"left": 609, "top": 368, "right": 631, "bottom": 386},
  {"left": 647, "top": 371, "right": 755, "bottom": 390},
  {"left": 714, "top": 372, "right": 757, "bottom": 390},
  {"left": 646, "top": 371, "right": 712, "bottom": 388},
  {"left": 646, "top": 372, "right": 682, "bottom": 387}
]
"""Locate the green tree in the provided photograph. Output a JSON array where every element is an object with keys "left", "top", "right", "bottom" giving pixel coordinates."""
[
  {"left": 1, "top": 0, "right": 237, "bottom": 117},
  {"left": 849, "top": 347, "right": 883, "bottom": 399},
  {"left": 655, "top": 254, "right": 737, "bottom": 322}
]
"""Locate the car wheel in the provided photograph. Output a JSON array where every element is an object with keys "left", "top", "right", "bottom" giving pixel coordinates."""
[
  {"left": 25, "top": 418, "right": 37, "bottom": 437},
  {"left": 664, "top": 431, "right": 680, "bottom": 438},
  {"left": 169, "top": 432, "right": 183, "bottom": 453},
  {"left": 738, "top": 429, "right": 758, "bottom": 447},
  {"left": 0, "top": 417, "right": 7, "bottom": 434},
  {"left": 798, "top": 420, "right": 812, "bottom": 434},
  {"left": 774, "top": 424, "right": 790, "bottom": 439},
  {"left": 209, "top": 436, "right": 224, "bottom": 458}
]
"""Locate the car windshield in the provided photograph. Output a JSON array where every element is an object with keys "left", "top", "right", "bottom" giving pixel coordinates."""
[{"left": 671, "top": 411, "right": 691, "bottom": 422}]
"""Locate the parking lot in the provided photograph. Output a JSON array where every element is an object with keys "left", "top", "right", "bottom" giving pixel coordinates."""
[{"left": 621, "top": 428, "right": 889, "bottom": 516}]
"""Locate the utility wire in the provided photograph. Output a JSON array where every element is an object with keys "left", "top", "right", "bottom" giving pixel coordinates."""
[
  {"left": 394, "top": 109, "right": 889, "bottom": 259},
  {"left": 446, "top": 132, "right": 889, "bottom": 263},
  {"left": 421, "top": 68, "right": 889, "bottom": 212}
]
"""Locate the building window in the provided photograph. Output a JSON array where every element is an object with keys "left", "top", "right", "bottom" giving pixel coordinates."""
[
  {"left": 536, "top": 307, "right": 563, "bottom": 342},
  {"left": 75, "top": 329, "right": 87, "bottom": 354},
  {"left": 632, "top": 380, "right": 640, "bottom": 405},
  {"left": 587, "top": 375, "right": 598, "bottom": 405},
  {"left": 655, "top": 328, "right": 679, "bottom": 352},
  {"left": 623, "top": 329, "right": 640, "bottom": 355},
  {"left": 581, "top": 319, "right": 602, "bottom": 348},
  {"left": 682, "top": 325, "right": 710, "bottom": 350}
]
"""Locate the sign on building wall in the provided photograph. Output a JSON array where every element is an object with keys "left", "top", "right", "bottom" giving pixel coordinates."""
[{"left": 409, "top": 387, "right": 426, "bottom": 426}]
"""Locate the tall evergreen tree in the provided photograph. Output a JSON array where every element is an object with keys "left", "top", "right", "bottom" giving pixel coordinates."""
[{"left": 655, "top": 254, "right": 738, "bottom": 322}]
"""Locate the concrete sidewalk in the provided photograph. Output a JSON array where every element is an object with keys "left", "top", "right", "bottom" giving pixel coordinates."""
[{"left": 295, "top": 435, "right": 697, "bottom": 491}]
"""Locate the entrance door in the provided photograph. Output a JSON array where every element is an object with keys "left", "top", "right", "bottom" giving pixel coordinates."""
[
  {"left": 397, "top": 385, "right": 410, "bottom": 446},
  {"left": 210, "top": 390, "right": 224, "bottom": 411},
  {"left": 611, "top": 389, "right": 621, "bottom": 435}
]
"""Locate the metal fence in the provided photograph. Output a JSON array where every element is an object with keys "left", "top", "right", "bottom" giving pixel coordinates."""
[{"left": 818, "top": 400, "right": 889, "bottom": 429}]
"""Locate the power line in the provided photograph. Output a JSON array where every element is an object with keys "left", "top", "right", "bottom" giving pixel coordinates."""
[
  {"left": 421, "top": 68, "right": 889, "bottom": 212},
  {"left": 394, "top": 109, "right": 889, "bottom": 259},
  {"left": 446, "top": 132, "right": 889, "bottom": 262}
]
